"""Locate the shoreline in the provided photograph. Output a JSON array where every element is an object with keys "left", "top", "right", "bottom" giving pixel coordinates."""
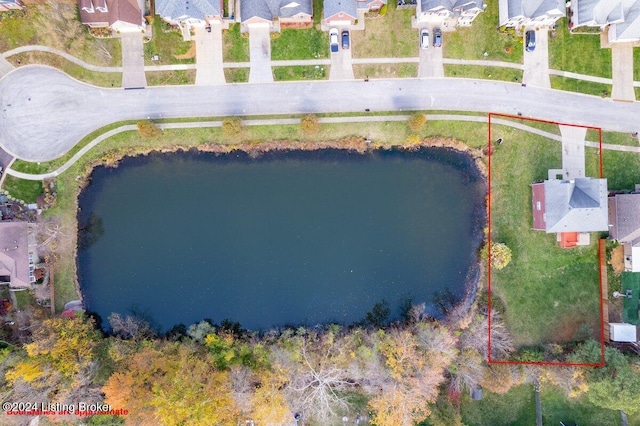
[{"left": 68, "top": 137, "right": 489, "bottom": 329}]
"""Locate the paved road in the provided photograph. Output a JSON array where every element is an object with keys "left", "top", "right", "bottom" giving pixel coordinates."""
[
  {"left": 522, "top": 29, "right": 550, "bottom": 88},
  {"left": 194, "top": 25, "right": 226, "bottom": 85},
  {"left": 248, "top": 25, "right": 274, "bottom": 83},
  {"left": 120, "top": 33, "right": 147, "bottom": 88},
  {"left": 3, "top": 66, "right": 640, "bottom": 162}
]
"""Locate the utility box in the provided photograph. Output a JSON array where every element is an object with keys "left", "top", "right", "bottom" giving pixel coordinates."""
[{"left": 610, "top": 323, "right": 637, "bottom": 342}]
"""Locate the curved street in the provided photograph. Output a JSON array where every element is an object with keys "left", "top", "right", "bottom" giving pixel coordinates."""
[{"left": 1, "top": 65, "right": 640, "bottom": 162}]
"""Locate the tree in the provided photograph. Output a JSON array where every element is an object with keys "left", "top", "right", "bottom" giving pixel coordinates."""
[
  {"left": 137, "top": 120, "right": 161, "bottom": 139},
  {"left": 407, "top": 113, "right": 427, "bottom": 132},
  {"left": 108, "top": 313, "right": 155, "bottom": 341},
  {"left": 489, "top": 242, "right": 512, "bottom": 270},
  {"left": 222, "top": 117, "right": 243, "bottom": 137},
  {"left": 300, "top": 114, "right": 320, "bottom": 135},
  {"left": 406, "top": 134, "right": 421, "bottom": 146}
]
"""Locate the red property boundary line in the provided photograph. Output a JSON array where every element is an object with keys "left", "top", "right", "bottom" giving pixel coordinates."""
[{"left": 487, "top": 112, "right": 606, "bottom": 367}]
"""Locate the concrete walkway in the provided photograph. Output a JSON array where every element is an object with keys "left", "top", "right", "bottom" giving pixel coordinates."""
[
  {"left": 7, "top": 113, "right": 638, "bottom": 181},
  {"left": 559, "top": 124, "right": 587, "bottom": 179},
  {"left": 194, "top": 25, "right": 226, "bottom": 85},
  {"left": 611, "top": 43, "right": 636, "bottom": 102},
  {"left": 0, "top": 56, "right": 14, "bottom": 78},
  {"left": 120, "top": 32, "right": 147, "bottom": 88},
  {"left": 248, "top": 25, "right": 274, "bottom": 83}
]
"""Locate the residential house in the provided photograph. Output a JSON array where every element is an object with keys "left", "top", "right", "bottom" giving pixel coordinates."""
[
  {"left": 608, "top": 186, "right": 640, "bottom": 272},
  {"left": 416, "top": 0, "right": 485, "bottom": 27},
  {"left": 324, "top": 0, "right": 358, "bottom": 26},
  {"left": 78, "top": 0, "right": 145, "bottom": 32},
  {"left": 531, "top": 177, "right": 609, "bottom": 248},
  {"left": 0, "top": 0, "right": 23, "bottom": 12},
  {"left": 0, "top": 222, "right": 36, "bottom": 289},
  {"left": 156, "top": 0, "right": 224, "bottom": 40},
  {"left": 498, "top": 0, "right": 565, "bottom": 28},
  {"left": 241, "top": 0, "right": 313, "bottom": 30},
  {"left": 569, "top": 0, "right": 640, "bottom": 43}
]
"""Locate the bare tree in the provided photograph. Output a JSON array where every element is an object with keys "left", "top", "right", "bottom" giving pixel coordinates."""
[
  {"left": 459, "top": 310, "right": 514, "bottom": 360},
  {"left": 108, "top": 313, "right": 154, "bottom": 341}
]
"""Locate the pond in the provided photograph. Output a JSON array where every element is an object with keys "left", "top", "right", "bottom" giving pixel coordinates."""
[{"left": 77, "top": 148, "right": 486, "bottom": 332}]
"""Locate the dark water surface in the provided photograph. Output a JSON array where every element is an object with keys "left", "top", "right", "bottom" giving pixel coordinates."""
[{"left": 77, "top": 149, "right": 486, "bottom": 331}]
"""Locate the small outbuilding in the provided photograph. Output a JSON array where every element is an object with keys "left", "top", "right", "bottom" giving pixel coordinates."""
[{"left": 609, "top": 323, "right": 637, "bottom": 343}]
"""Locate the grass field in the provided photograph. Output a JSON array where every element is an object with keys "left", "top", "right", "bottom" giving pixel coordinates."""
[
  {"left": 549, "top": 20, "right": 611, "bottom": 78},
  {"left": 353, "top": 63, "right": 418, "bottom": 79},
  {"left": 273, "top": 65, "right": 327, "bottom": 80},
  {"left": 489, "top": 121, "right": 603, "bottom": 349},
  {"left": 446, "top": 65, "right": 522, "bottom": 83},
  {"left": 144, "top": 19, "right": 193, "bottom": 65},
  {"left": 351, "top": 4, "right": 416, "bottom": 58},
  {"left": 223, "top": 24, "right": 249, "bottom": 63},
  {"left": 271, "top": 28, "right": 328, "bottom": 60}
]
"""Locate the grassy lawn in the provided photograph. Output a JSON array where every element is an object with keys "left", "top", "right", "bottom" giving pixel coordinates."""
[
  {"left": 2, "top": 176, "right": 42, "bottom": 204},
  {"left": 541, "top": 387, "right": 621, "bottom": 426},
  {"left": 353, "top": 63, "right": 417, "bottom": 79},
  {"left": 351, "top": 5, "right": 416, "bottom": 58},
  {"left": 550, "top": 76, "right": 611, "bottom": 97},
  {"left": 461, "top": 385, "right": 535, "bottom": 426},
  {"left": 489, "top": 123, "right": 602, "bottom": 349},
  {"left": 602, "top": 149, "right": 640, "bottom": 191},
  {"left": 273, "top": 65, "right": 327, "bottom": 81},
  {"left": 445, "top": 0, "right": 522, "bottom": 63},
  {"left": 223, "top": 24, "right": 249, "bottom": 63},
  {"left": 224, "top": 68, "right": 249, "bottom": 83},
  {"left": 144, "top": 19, "right": 193, "bottom": 65},
  {"left": 146, "top": 70, "right": 195, "bottom": 86},
  {"left": 14, "top": 290, "right": 34, "bottom": 310},
  {"left": 446, "top": 65, "right": 522, "bottom": 83},
  {"left": 549, "top": 19, "right": 611, "bottom": 78},
  {"left": 271, "top": 28, "right": 328, "bottom": 60}
]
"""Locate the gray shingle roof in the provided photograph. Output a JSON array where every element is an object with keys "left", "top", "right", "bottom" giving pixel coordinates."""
[
  {"left": 544, "top": 178, "right": 609, "bottom": 233},
  {"left": 501, "top": 0, "right": 564, "bottom": 20},
  {"left": 242, "top": 0, "right": 311, "bottom": 20},
  {"left": 421, "top": 0, "right": 482, "bottom": 12},
  {"left": 609, "top": 192, "right": 640, "bottom": 244},
  {"left": 324, "top": 0, "right": 357, "bottom": 19},
  {"left": 156, "top": 0, "right": 221, "bottom": 20}
]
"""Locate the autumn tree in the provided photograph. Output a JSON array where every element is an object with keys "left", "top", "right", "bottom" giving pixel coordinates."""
[
  {"left": 108, "top": 313, "right": 155, "bottom": 341},
  {"left": 407, "top": 113, "right": 427, "bottom": 132},
  {"left": 489, "top": 242, "right": 512, "bottom": 270},
  {"left": 137, "top": 120, "right": 161, "bottom": 139},
  {"left": 300, "top": 114, "right": 320, "bottom": 135},
  {"left": 222, "top": 117, "right": 243, "bottom": 138}
]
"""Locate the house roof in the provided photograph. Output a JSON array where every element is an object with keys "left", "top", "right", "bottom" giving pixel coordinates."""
[
  {"left": 609, "top": 192, "right": 640, "bottom": 245},
  {"left": 324, "top": 0, "right": 357, "bottom": 20},
  {"left": 421, "top": 0, "right": 482, "bottom": 13},
  {"left": 0, "top": 222, "right": 30, "bottom": 288},
  {"left": 611, "top": 0, "right": 640, "bottom": 41},
  {"left": 573, "top": 0, "right": 625, "bottom": 26},
  {"left": 156, "top": 0, "right": 221, "bottom": 21},
  {"left": 543, "top": 177, "right": 609, "bottom": 233},
  {"left": 78, "top": 0, "right": 143, "bottom": 27},
  {"left": 499, "top": 0, "right": 564, "bottom": 21},
  {"left": 242, "top": 0, "right": 312, "bottom": 21}
]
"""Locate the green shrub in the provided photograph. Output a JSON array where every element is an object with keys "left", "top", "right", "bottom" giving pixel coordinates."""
[
  {"left": 379, "top": 4, "right": 388, "bottom": 15},
  {"left": 136, "top": 120, "right": 161, "bottom": 139},
  {"left": 222, "top": 117, "right": 243, "bottom": 137},
  {"left": 407, "top": 113, "right": 427, "bottom": 132}
]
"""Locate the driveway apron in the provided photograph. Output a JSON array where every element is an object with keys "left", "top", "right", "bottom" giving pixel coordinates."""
[
  {"left": 559, "top": 125, "right": 587, "bottom": 180},
  {"left": 418, "top": 27, "right": 444, "bottom": 78},
  {"left": 611, "top": 43, "right": 635, "bottom": 102},
  {"left": 0, "top": 56, "right": 14, "bottom": 78},
  {"left": 522, "top": 29, "right": 550, "bottom": 88},
  {"left": 121, "top": 32, "right": 147, "bottom": 88},
  {"left": 329, "top": 31, "right": 354, "bottom": 80},
  {"left": 195, "top": 25, "right": 226, "bottom": 85},
  {"left": 248, "top": 25, "right": 274, "bottom": 83}
]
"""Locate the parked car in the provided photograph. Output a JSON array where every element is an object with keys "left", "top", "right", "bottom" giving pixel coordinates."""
[
  {"left": 433, "top": 28, "right": 442, "bottom": 47},
  {"left": 525, "top": 30, "right": 536, "bottom": 52},
  {"left": 330, "top": 28, "right": 339, "bottom": 53},
  {"left": 420, "top": 29, "right": 429, "bottom": 49},
  {"left": 342, "top": 30, "right": 350, "bottom": 49}
]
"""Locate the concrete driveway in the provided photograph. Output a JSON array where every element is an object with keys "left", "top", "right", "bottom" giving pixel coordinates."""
[
  {"left": 329, "top": 29, "right": 354, "bottom": 80},
  {"left": 120, "top": 32, "right": 147, "bottom": 88},
  {"left": 194, "top": 25, "right": 226, "bottom": 85},
  {"left": 248, "top": 25, "right": 274, "bottom": 83},
  {"left": 522, "top": 29, "right": 550, "bottom": 88},
  {"left": 611, "top": 43, "right": 635, "bottom": 102},
  {"left": 559, "top": 125, "right": 586, "bottom": 179},
  {"left": 418, "top": 28, "right": 444, "bottom": 78}
]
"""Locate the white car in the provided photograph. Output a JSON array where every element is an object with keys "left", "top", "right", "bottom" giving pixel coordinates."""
[
  {"left": 420, "top": 29, "right": 429, "bottom": 49},
  {"left": 330, "top": 28, "right": 339, "bottom": 53}
]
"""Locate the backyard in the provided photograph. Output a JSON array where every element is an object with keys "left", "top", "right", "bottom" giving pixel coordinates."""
[{"left": 488, "top": 119, "right": 603, "bottom": 353}]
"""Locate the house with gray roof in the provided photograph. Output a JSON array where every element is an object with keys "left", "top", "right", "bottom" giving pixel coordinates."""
[
  {"left": 416, "top": 0, "right": 486, "bottom": 27},
  {"left": 78, "top": 0, "right": 145, "bottom": 32},
  {"left": 532, "top": 177, "right": 608, "bottom": 248},
  {"left": 0, "top": 0, "right": 23, "bottom": 12},
  {"left": 570, "top": 0, "right": 640, "bottom": 43},
  {"left": 609, "top": 186, "right": 640, "bottom": 272},
  {"left": 156, "top": 0, "right": 224, "bottom": 39},
  {"left": 499, "top": 0, "right": 565, "bottom": 28},
  {"left": 324, "top": 0, "right": 358, "bottom": 25},
  {"left": 0, "top": 222, "right": 34, "bottom": 288},
  {"left": 241, "top": 0, "right": 313, "bottom": 29}
]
